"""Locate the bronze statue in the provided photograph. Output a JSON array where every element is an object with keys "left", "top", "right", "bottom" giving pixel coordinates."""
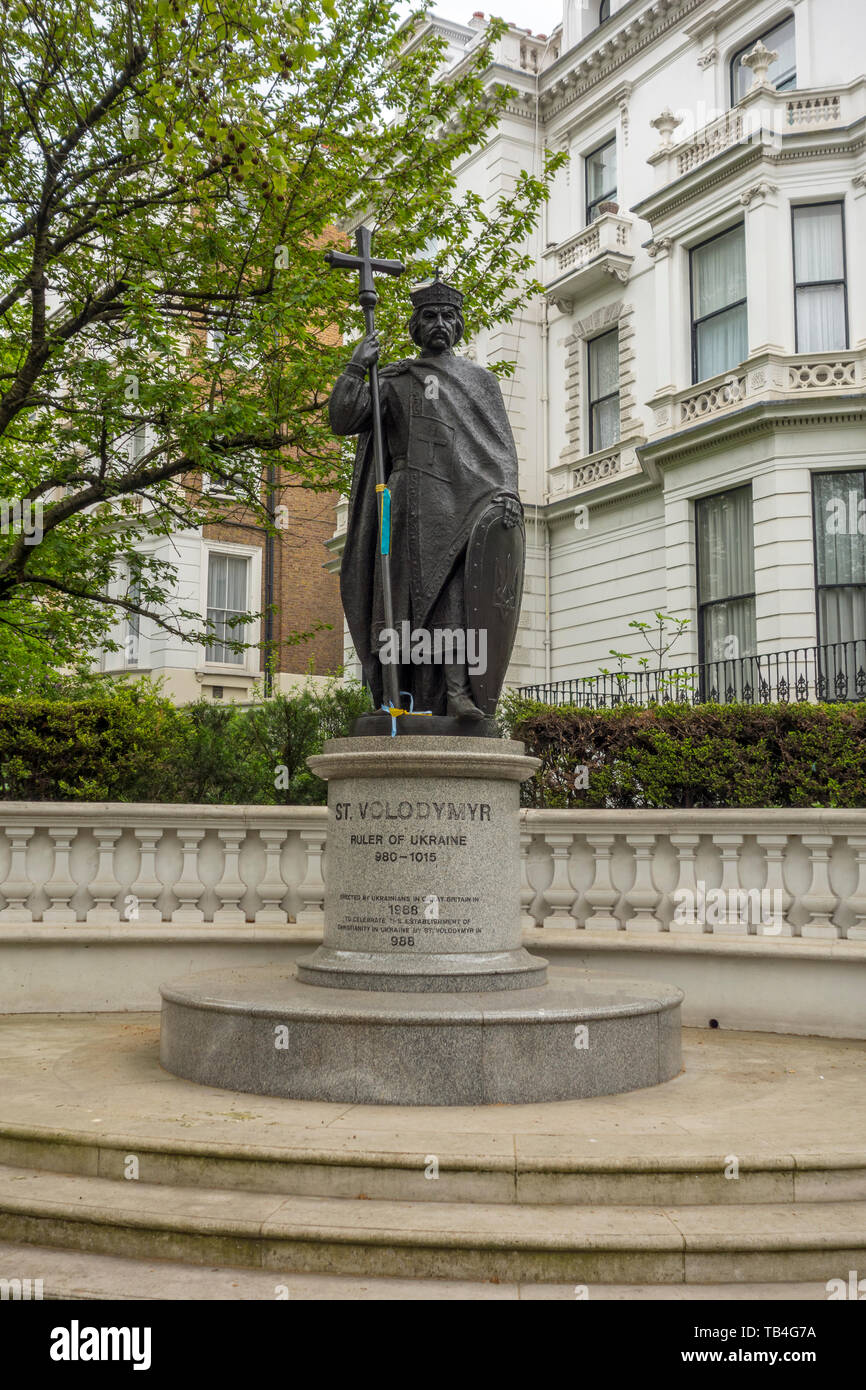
[{"left": 326, "top": 232, "right": 524, "bottom": 734}]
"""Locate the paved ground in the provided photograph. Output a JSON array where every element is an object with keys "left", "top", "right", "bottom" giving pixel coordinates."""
[
  {"left": 0, "top": 1014, "right": 863, "bottom": 1166},
  {"left": 0, "top": 1016, "right": 863, "bottom": 1300},
  {"left": 0, "top": 1241, "right": 829, "bottom": 1300}
]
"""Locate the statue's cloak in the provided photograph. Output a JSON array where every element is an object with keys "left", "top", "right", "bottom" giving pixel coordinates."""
[{"left": 339, "top": 353, "right": 520, "bottom": 708}]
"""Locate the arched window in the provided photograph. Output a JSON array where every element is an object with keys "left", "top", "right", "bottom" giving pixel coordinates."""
[{"left": 599, "top": 0, "right": 611, "bottom": 23}]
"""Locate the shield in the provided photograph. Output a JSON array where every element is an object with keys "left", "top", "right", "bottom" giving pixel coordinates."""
[{"left": 464, "top": 500, "right": 525, "bottom": 716}]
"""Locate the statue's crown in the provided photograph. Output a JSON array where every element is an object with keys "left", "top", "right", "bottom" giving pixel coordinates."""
[{"left": 409, "top": 278, "right": 463, "bottom": 311}]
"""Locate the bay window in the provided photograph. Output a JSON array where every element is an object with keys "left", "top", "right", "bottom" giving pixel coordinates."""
[
  {"left": 690, "top": 226, "right": 748, "bottom": 384},
  {"left": 813, "top": 471, "right": 866, "bottom": 697},
  {"left": 793, "top": 203, "right": 848, "bottom": 353}
]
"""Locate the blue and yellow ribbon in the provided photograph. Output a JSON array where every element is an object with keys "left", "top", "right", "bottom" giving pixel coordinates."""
[
  {"left": 375, "top": 483, "right": 391, "bottom": 556},
  {"left": 380, "top": 689, "right": 433, "bottom": 737}
]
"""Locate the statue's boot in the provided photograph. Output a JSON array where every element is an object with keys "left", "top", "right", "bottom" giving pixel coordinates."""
[{"left": 445, "top": 665, "right": 485, "bottom": 720}]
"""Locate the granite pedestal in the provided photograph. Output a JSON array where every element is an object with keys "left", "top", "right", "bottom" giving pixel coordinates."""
[{"left": 160, "top": 736, "right": 683, "bottom": 1104}]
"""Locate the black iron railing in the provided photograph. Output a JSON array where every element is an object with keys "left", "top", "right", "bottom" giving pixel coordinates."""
[{"left": 518, "top": 641, "right": 866, "bottom": 708}]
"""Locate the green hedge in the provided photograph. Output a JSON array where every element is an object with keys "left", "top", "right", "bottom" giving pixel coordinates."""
[
  {"left": 0, "top": 678, "right": 372, "bottom": 804},
  {"left": 502, "top": 697, "right": 866, "bottom": 809},
  {"left": 6, "top": 683, "right": 862, "bottom": 809}
]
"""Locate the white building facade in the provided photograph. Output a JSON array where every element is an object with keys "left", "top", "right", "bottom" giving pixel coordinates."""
[{"left": 348, "top": 0, "right": 866, "bottom": 704}]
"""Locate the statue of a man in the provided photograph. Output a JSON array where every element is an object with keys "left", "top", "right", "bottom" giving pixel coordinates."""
[{"left": 330, "top": 280, "right": 524, "bottom": 724}]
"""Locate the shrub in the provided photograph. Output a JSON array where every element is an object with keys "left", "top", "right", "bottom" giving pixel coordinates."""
[
  {"left": 0, "top": 680, "right": 186, "bottom": 802},
  {"left": 500, "top": 695, "right": 866, "bottom": 809},
  {"left": 0, "top": 675, "right": 372, "bottom": 804}
]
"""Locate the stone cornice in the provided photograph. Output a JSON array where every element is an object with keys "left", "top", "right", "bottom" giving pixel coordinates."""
[
  {"left": 538, "top": 0, "right": 709, "bottom": 127},
  {"left": 633, "top": 127, "right": 866, "bottom": 226},
  {"left": 639, "top": 396, "right": 866, "bottom": 469}
]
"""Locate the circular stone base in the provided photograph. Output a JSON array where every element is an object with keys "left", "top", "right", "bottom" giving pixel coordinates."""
[
  {"left": 159, "top": 966, "right": 683, "bottom": 1106},
  {"left": 296, "top": 945, "right": 547, "bottom": 992},
  {"left": 351, "top": 712, "right": 500, "bottom": 738}
]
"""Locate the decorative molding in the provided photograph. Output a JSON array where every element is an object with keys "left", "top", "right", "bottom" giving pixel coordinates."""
[
  {"left": 614, "top": 83, "right": 634, "bottom": 147},
  {"left": 558, "top": 304, "right": 637, "bottom": 472},
  {"left": 789, "top": 360, "right": 856, "bottom": 390},
  {"left": 647, "top": 235, "right": 674, "bottom": 259},
  {"left": 739, "top": 180, "right": 779, "bottom": 206},
  {"left": 572, "top": 451, "right": 622, "bottom": 490},
  {"left": 573, "top": 301, "right": 630, "bottom": 341},
  {"left": 697, "top": 46, "right": 719, "bottom": 69},
  {"left": 635, "top": 129, "right": 866, "bottom": 227},
  {"left": 538, "top": 0, "right": 707, "bottom": 125},
  {"left": 680, "top": 372, "right": 747, "bottom": 424},
  {"left": 740, "top": 40, "right": 779, "bottom": 91},
  {"left": 650, "top": 106, "right": 684, "bottom": 150}
]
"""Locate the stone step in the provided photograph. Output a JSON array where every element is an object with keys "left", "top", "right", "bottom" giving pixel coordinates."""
[
  {"left": 0, "top": 1164, "right": 863, "bottom": 1284},
  {"left": 0, "top": 1242, "right": 831, "bottom": 1302},
  {"left": 2, "top": 1123, "right": 862, "bottom": 1207}
]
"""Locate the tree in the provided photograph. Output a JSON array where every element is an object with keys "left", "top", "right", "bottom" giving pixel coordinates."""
[{"left": 0, "top": 0, "right": 560, "bottom": 689}]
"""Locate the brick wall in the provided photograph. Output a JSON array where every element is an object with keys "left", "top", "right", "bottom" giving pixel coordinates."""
[{"left": 203, "top": 464, "right": 343, "bottom": 678}]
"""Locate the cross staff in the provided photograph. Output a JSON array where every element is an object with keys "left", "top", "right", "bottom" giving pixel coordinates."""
[{"left": 325, "top": 225, "right": 405, "bottom": 711}]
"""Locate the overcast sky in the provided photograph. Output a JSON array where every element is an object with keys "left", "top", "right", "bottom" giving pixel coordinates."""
[{"left": 397, "top": 2, "right": 564, "bottom": 37}]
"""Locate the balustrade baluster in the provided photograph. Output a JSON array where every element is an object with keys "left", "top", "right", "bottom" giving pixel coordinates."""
[{"left": 542, "top": 833, "right": 577, "bottom": 928}]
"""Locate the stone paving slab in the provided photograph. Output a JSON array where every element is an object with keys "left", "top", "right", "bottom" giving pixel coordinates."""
[
  {"left": 0, "top": 1015, "right": 863, "bottom": 1170},
  {"left": 0, "top": 1242, "right": 830, "bottom": 1301}
]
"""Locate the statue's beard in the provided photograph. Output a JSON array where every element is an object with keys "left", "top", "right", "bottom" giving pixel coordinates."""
[{"left": 422, "top": 329, "right": 453, "bottom": 351}]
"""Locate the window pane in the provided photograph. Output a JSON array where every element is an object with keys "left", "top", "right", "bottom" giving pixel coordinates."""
[
  {"left": 224, "top": 554, "right": 248, "bottom": 610},
  {"left": 819, "top": 587, "right": 866, "bottom": 644},
  {"left": 696, "top": 487, "right": 754, "bottom": 605},
  {"left": 586, "top": 140, "right": 616, "bottom": 210},
  {"left": 793, "top": 204, "right": 844, "bottom": 283},
  {"left": 591, "top": 397, "right": 620, "bottom": 451},
  {"left": 817, "top": 589, "right": 866, "bottom": 697},
  {"left": 796, "top": 285, "right": 847, "bottom": 353},
  {"left": 589, "top": 331, "right": 619, "bottom": 399},
  {"left": 131, "top": 425, "right": 147, "bottom": 464},
  {"left": 813, "top": 472, "right": 866, "bottom": 586},
  {"left": 125, "top": 572, "right": 140, "bottom": 665},
  {"left": 772, "top": 16, "right": 797, "bottom": 81},
  {"left": 702, "top": 597, "right": 757, "bottom": 662},
  {"left": 207, "top": 552, "right": 227, "bottom": 609},
  {"left": 696, "top": 303, "right": 748, "bottom": 380},
  {"left": 693, "top": 227, "right": 746, "bottom": 319}
]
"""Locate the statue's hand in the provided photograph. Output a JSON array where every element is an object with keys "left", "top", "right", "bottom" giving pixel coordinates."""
[
  {"left": 501, "top": 496, "right": 522, "bottom": 530},
  {"left": 351, "top": 332, "right": 380, "bottom": 370}
]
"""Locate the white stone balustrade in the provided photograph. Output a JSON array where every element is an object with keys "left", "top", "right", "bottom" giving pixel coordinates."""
[
  {"left": 543, "top": 212, "right": 634, "bottom": 301},
  {"left": 0, "top": 806, "right": 317, "bottom": 925},
  {"left": 520, "top": 809, "right": 866, "bottom": 940},
  {"left": 649, "top": 348, "right": 866, "bottom": 439},
  {"left": 2, "top": 804, "right": 866, "bottom": 941},
  {"left": 648, "top": 80, "right": 865, "bottom": 187}
]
